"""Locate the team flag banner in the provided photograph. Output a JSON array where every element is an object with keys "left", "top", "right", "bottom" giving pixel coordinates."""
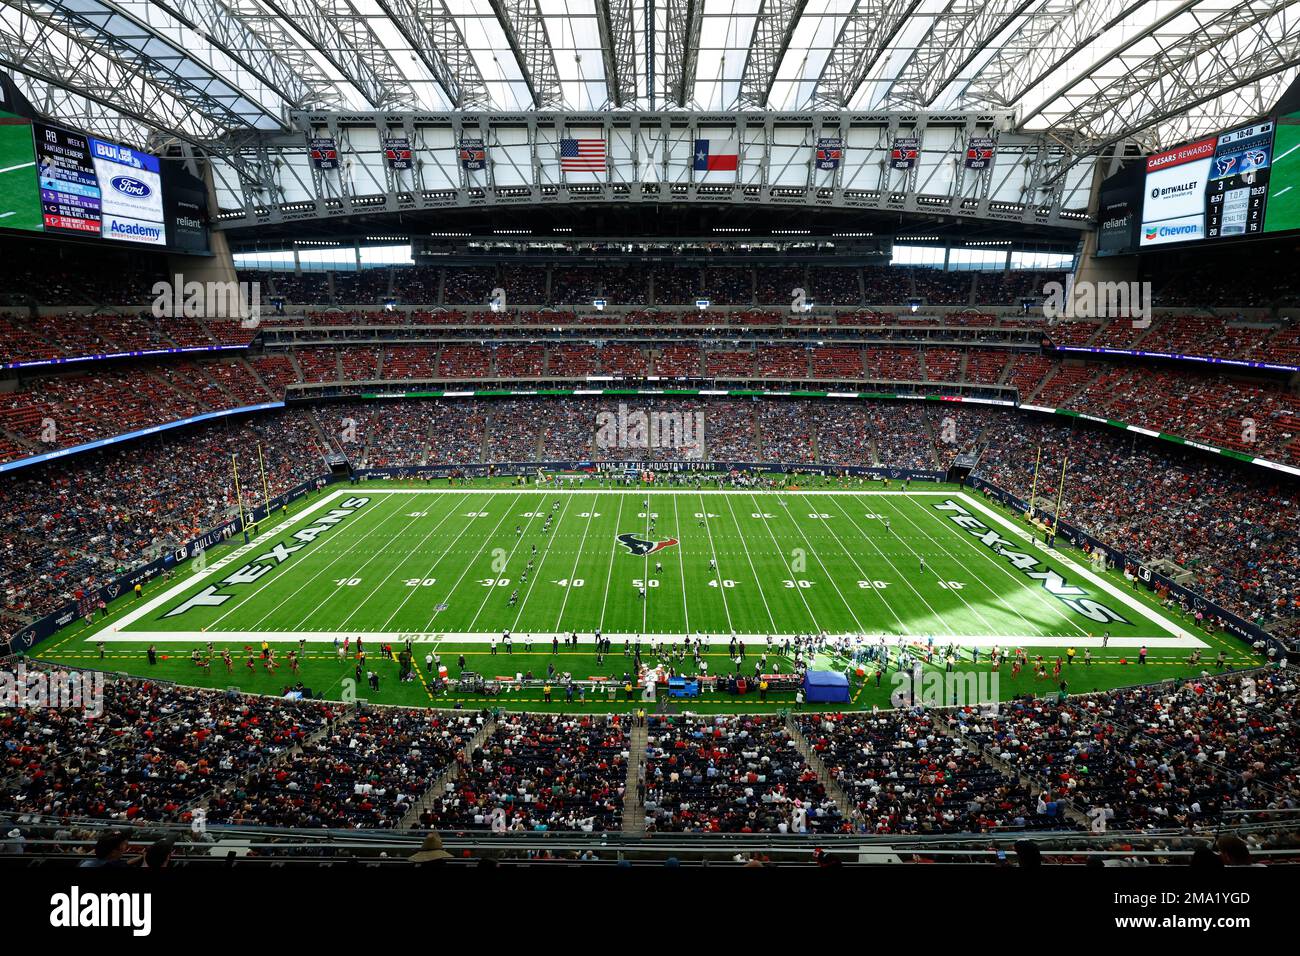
[
  {"left": 815, "top": 137, "right": 843, "bottom": 171},
  {"left": 560, "top": 137, "right": 606, "bottom": 172},
  {"left": 459, "top": 138, "right": 486, "bottom": 171},
  {"left": 890, "top": 136, "right": 919, "bottom": 171},
  {"left": 693, "top": 138, "right": 740, "bottom": 172},
  {"left": 383, "top": 137, "right": 412, "bottom": 170},
  {"left": 964, "top": 135, "right": 996, "bottom": 170},
  {"left": 309, "top": 137, "right": 338, "bottom": 170}
]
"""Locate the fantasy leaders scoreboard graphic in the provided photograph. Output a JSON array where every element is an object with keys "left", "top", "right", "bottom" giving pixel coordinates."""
[{"left": 0, "top": 114, "right": 167, "bottom": 246}]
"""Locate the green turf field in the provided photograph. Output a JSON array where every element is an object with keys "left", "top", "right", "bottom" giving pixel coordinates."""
[
  {"left": 1265, "top": 113, "right": 1300, "bottom": 233},
  {"left": 33, "top": 478, "right": 1263, "bottom": 712},
  {"left": 0, "top": 111, "right": 42, "bottom": 233}
]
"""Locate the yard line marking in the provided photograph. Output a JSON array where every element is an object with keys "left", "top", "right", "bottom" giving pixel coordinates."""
[
  {"left": 747, "top": 493, "right": 833, "bottom": 634},
  {"left": 724, "top": 492, "right": 788, "bottom": 633},
  {"left": 441, "top": 494, "right": 533, "bottom": 634},
  {"left": 422, "top": 492, "right": 525, "bottom": 631},
  {"left": 0, "top": 161, "right": 35, "bottom": 175},
  {"left": 642, "top": 493, "right": 652, "bottom": 634},
  {"left": 1274, "top": 140, "right": 1300, "bottom": 163},
  {"left": 283, "top": 495, "right": 437, "bottom": 630},
  {"left": 1274, "top": 184, "right": 1294, "bottom": 198},
  {"left": 337, "top": 492, "right": 472, "bottom": 630},
  {"left": 697, "top": 493, "right": 738, "bottom": 634},
  {"left": 511, "top": 493, "right": 575, "bottom": 631},
  {"left": 825, "top": 493, "right": 957, "bottom": 636},
  {"left": 771, "top": 495, "right": 869, "bottom": 634},
  {"left": 597, "top": 494, "right": 626, "bottom": 631},
  {"left": 553, "top": 492, "right": 599, "bottom": 631},
  {"left": 816, "top": 493, "right": 909, "bottom": 633},
  {"left": 217, "top": 492, "right": 420, "bottom": 630},
  {"left": 671, "top": 495, "right": 691, "bottom": 635},
  {"left": 861, "top": 495, "right": 1003, "bottom": 634},
  {"left": 893, "top": 493, "right": 1090, "bottom": 637},
  {"left": 376, "top": 493, "right": 495, "bottom": 630}
]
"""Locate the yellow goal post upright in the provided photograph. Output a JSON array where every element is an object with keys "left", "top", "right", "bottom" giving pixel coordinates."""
[
  {"left": 231, "top": 453, "right": 248, "bottom": 532},
  {"left": 1051, "top": 454, "right": 1069, "bottom": 537},
  {"left": 1025, "top": 443, "right": 1043, "bottom": 521}
]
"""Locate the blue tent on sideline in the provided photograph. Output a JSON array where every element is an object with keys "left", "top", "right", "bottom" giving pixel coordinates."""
[{"left": 804, "top": 670, "right": 850, "bottom": 703}]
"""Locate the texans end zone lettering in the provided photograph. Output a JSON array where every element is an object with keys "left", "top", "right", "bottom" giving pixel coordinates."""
[
  {"left": 163, "top": 497, "right": 369, "bottom": 618},
  {"left": 617, "top": 533, "right": 678, "bottom": 556},
  {"left": 933, "top": 499, "right": 1131, "bottom": 625}
]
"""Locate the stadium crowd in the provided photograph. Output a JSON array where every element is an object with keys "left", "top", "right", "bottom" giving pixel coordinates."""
[
  {"left": 642, "top": 715, "right": 843, "bottom": 833},
  {"left": 419, "top": 713, "right": 628, "bottom": 832},
  {"left": 798, "top": 710, "right": 1068, "bottom": 834},
  {"left": 950, "top": 669, "right": 1300, "bottom": 831}
]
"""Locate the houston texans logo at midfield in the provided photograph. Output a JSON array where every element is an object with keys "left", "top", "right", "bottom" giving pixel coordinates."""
[{"left": 617, "top": 533, "right": 678, "bottom": 556}]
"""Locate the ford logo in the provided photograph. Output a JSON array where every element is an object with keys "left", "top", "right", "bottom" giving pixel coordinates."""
[{"left": 111, "top": 176, "right": 151, "bottom": 198}]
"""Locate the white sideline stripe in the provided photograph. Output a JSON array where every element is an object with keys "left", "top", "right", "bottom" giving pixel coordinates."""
[
  {"left": 103, "top": 489, "right": 352, "bottom": 635},
  {"left": 345, "top": 487, "right": 953, "bottom": 495},
  {"left": 95, "top": 631, "right": 1197, "bottom": 648},
  {"left": 956, "top": 493, "right": 1206, "bottom": 648},
  {"left": 0, "top": 161, "right": 36, "bottom": 175}
]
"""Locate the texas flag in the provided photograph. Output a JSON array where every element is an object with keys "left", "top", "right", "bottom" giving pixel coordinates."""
[{"left": 693, "top": 138, "right": 739, "bottom": 172}]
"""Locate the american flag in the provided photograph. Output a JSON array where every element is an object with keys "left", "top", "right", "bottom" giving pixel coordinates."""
[{"left": 560, "top": 138, "right": 606, "bottom": 172}]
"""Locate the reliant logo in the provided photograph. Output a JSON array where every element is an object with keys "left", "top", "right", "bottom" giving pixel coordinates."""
[
  {"left": 110, "top": 175, "right": 151, "bottom": 198},
  {"left": 50, "top": 887, "right": 151, "bottom": 936},
  {"left": 932, "top": 499, "right": 1131, "bottom": 625},
  {"left": 164, "top": 497, "right": 369, "bottom": 618}
]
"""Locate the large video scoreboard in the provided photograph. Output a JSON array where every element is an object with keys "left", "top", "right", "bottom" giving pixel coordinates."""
[
  {"left": 1, "top": 110, "right": 168, "bottom": 246},
  {"left": 1140, "top": 120, "right": 1274, "bottom": 247}
]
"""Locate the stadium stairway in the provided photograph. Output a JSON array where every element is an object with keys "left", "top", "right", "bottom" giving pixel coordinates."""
[
  {"left": 621, "top": 720, "right": 648, "bottom": 836},
  {"left": 398, "top": 714, "right": 496, "bottom": 829},
  {"left": 930, "top": 712, "right": 1090, "bottom": 829},
  {"left": 785, "top": 714, "right": 857, "bottom": 824},
  {"left": 185, "top": 704, "right": 343, "bottom": 820}
]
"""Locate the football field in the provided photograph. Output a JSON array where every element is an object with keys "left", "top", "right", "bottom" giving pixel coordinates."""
[
  {"left": 35, "top": 480, "right": 1261, "bottom": 712},
  {"left": 99, "top": 485, "right": 1194, "bottom": 646},
  {"left": 1265, "top": 114, "right": 1300, "bottom": 233}
]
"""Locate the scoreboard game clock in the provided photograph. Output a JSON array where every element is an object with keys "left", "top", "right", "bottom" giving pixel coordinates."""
[{"left": 1206, "top": 121, "right": 1273, "bottom": 239}]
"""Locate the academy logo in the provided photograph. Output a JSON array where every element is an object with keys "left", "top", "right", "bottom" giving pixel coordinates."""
[{"left": 617, "top": 533, "right": 678, "bottom": 556}]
